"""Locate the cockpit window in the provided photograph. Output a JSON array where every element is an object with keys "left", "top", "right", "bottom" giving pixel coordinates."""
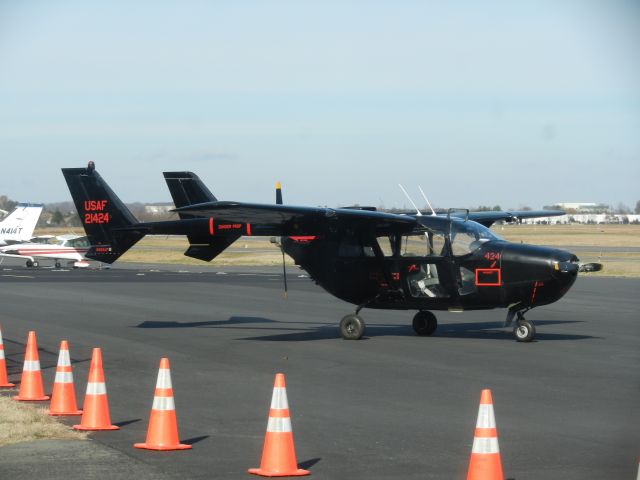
[
  {"left": 400, "top": 231, "right": 446, "bottom": 257},
  {"left": 450, "top": 220, "right": 501, "bottom": 256}
]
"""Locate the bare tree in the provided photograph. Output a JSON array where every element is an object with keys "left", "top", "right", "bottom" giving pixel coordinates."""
[{"left": 615, "top": 202, "right": 631, "bottom": 214}]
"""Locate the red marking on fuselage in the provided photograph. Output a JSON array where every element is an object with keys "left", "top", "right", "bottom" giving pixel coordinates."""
[
  {"left": 289, "top": 236, "right": 316, "bottom": 243},
  {"left": 218, "top": 223, "right": 242, "bottom": 230},
  {"left": 209, "top": 217, "right": 214, "bottom": 235},
  {"left": 84, "top": 212, "right": 109, "bottom": 224},
  {"left": 246, "top": 223, "right": 252, "bottom": 236},
  {"left": 475, "top": 268, "right": 501, "bottom": 287},
  {"left": 530, "top": 281, "right": 543, "bottom": 304},
  {"left": 84, "top": 200, "right": 108, "bottom": 211}
]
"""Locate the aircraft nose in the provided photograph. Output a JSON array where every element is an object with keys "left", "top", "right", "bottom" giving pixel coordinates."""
[
  {"left": 551, "top": 251, "right": 580, "bottom": 277},
  {"left": 501, "top": 243, "right": 578, "bottom": 284}
]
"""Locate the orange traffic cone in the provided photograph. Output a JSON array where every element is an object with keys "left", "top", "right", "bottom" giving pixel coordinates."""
[
  {"left": 467, "top": 389, "right": 504, "bottom": 480},
  {"left": 249, "top": 373, "right": 310, "bottom": 477},
  {"left": 134, "top": 358, "right": 192, "bottom": 451},
  {"left": 0, "top": 326, "right": 15, "bottom": 388},
  {"left": 48, "top": 340, "right": 82, "bottom": 416},
  {"left": 13, "top": 331, "right": 49, "bottom": 401},
  {"left": 73, "top": 348, "right": 119, "bottom": 431}
]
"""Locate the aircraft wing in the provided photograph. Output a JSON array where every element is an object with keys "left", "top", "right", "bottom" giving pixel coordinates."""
[
  {"left": 173, "top": 201, "right": 417, "bottom": 234},
  {"left": 462, "top": 210, "right": 566, "bottom": 227}
]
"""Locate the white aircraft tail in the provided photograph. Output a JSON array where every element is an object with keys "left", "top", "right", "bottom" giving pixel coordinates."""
[{"left": 0, "top": 203, "right": 44, "bottom": 244}]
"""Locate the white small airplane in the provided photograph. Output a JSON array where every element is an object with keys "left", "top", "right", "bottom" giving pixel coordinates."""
[
  {"left": 0, "top": 234, "right": 92, "bottom": 268},
  {"left": 0, "top": 203, "right": 43, "bottom": 246}
]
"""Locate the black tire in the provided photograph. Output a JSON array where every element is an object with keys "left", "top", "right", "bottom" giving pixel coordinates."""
[
  {"left": 514, "top": 320, "right": 536, "bottom": 342},
  {"left": 340, "top": 314, "right": 365, "bottom": 340},
  {"left": 26, "top": 260, "right": 33, "bottom": 267},
  {"left": 55, "top": 261, "right": 61, "bottom": 268},
  {"left": 412, "top": 311, "right": 438, "bottom": 336}
]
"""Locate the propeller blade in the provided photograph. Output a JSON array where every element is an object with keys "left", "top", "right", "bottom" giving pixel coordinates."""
[
  {"left": 275, "top": 180, "right": 287, "bottom": 297},
  {"left": 578, "top": 262, "right": 603, "bottom": 273}
]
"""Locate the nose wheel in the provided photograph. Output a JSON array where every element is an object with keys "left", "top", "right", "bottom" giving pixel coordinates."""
[
  {"left": 340, "top": 314, "right": 365, "bottom": 340},
  {"left": 512, "top": 311, "right": 536, "bottom": 342}
]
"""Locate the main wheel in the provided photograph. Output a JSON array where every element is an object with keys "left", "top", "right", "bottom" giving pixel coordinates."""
[
  {"left": 32, "top": 261, "right": 39, "bottom": 268},
  {"left": 340, "top": 314, "right": 365, "bottom": 340},
  {"left": 55, "top": 261, "right": 61, "bottom": 268},
  {"left": 26, "top": 260, "right": 33, "bottom": 267},
  {"left": 412, "top": 311, "right": 438, "bottom": 336},
  {"left": 514, "top": 319, "right": 536, "bottom": 342}
]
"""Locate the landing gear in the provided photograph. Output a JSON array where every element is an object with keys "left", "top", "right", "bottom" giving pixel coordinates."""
[
  {"left": 26, "top": 260, "right": 39, "bottom": 268},
  {"left": 514, "top": 319, "right": 536, "bottom": 342},
  {"left": 54, "top": 261, "right": 61, "bottom": 268},
  {"left": 508, "top": 310, "right": 536, "bottom": 342},
  {"left": 340, "top": 314, "right": 365, "bottom": 340},
  {"left": 412, "top": 311, "right": 438, "bottom": 336}
]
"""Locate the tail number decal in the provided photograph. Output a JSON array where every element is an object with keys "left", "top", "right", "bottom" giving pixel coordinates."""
[
  {"left": 84, "top": 200, "right": 110, "bottom": 224},
  {"left": 84, "top": 212, "right": 110, "bottom": 224}
]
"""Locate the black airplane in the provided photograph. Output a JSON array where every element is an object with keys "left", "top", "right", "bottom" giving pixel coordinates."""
[{"left": 62, "top": 163, "right": 601, "bottom": 342}]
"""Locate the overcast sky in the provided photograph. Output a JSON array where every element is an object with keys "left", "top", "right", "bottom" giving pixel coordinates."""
[{"left": 1, "top": 1, "right": 638, "bottom": 210}]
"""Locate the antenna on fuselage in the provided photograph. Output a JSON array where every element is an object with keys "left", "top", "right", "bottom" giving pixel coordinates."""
[
  {"left": 398, "top": 184, "right": 422, "bottom": 216},
  {"left": 418, "top": 186, "right": 437, "bottom": 216}
]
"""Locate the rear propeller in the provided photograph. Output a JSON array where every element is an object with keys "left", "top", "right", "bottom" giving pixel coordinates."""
[{"left": 276, "top": 181, "right": 288, "bottom": 298}]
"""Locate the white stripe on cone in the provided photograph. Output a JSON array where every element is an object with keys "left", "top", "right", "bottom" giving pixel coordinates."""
[
  {"left": 270, "top": 387, "right": 289, "bottom": 409},
  {"left": 0, "top": 350, "right": 4, "bottom": 360},
  {"left": 156, "top": 368, "right": 172, "bottom": 389},
  {"left": 476, "top": 404, "right": 497, "bottom": 428},
  {"left": 23, "top": 360, "right": 41, "bottom": 372},
  {"left": 152, "top": 396, "right": 176, "bottom": 411},
  {"left": 267, "top": 416, "right": 292, "bottom": 433},
  {"left": 471, "top": 436, "right": 500, "bottom": 454},
  {"left": 54, "top": 371, "right": 74, "bottom": 384},
  {"left": 57, "top": 349, "right": 71, "bottom": 367},
  {"left": 86, "top": 382, "right": 107, "bottom": 395}
]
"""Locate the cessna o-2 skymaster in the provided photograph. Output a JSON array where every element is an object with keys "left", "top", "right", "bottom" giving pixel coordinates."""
[{"left": 62, "top": 163, "right": 601, "bottom": 342}]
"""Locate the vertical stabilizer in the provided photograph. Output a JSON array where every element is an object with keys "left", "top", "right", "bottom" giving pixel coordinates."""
[
  {"left": 163, "top": 171, "right": 239, "bottom": 261},
  {"left": 0, "top": 203, "right": 43, "bottom": 244},
  {"left": 61, "top": 164, "right": 145, "bottom": 263}
]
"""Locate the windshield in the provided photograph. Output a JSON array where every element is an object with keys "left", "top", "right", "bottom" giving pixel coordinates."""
[{"left": 450, "top": 219, "right": 502, "bottom": 256}]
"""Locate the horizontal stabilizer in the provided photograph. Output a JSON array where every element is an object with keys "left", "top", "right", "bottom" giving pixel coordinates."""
[{"left": 184, "top": 235, "right": 240, "bottom": 262}]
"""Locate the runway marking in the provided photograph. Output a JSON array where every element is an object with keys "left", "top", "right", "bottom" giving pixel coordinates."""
[
  {"left": 1, "top": 274, "right": 34, "bottom": 279},
  {"left": 239, "top": 273, "right": 282, "bottom": 277}
]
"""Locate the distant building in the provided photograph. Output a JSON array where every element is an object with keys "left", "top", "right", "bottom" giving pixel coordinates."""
[
  {"left": 553, "top": 202, "right": 610, "bottom": 213},
  {"left": 521, "top": 214, "right": 640, "bottom": 225}
]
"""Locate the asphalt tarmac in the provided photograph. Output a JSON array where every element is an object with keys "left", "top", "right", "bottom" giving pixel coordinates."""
[{"left": 0, "top": 262, "right": 638, "bottom": 479}]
